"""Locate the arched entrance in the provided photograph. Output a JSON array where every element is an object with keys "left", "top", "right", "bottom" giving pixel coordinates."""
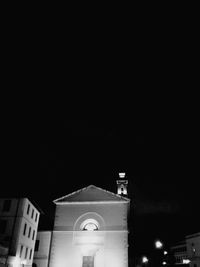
[{"left": 73, "top": 212, "right": 105, "bottom": 267}]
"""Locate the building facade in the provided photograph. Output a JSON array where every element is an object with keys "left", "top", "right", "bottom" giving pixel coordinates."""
[
  {"left": 33, "top": 178, "right": 130, "bottom": 267},
  {"left": 0, "top": 198, "right": 40, "bottom": 267},
  {"left": 170, "top": 232, "right": 200, "bottom": 267},
  {"left": 186, "top": 232, "right": 200, "bottom": 267},
  {"left": 171, "top": 240, "right": 189, "bottom": 266},
  {"left": 33, "top": 231, "right": 52, "bottom": 267}
]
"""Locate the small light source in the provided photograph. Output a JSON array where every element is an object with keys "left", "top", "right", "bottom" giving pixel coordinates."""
[
  {"left": 164, "top": 250, "right": 168, "bottom": 255},
  {"left": 142, "top": 256, "right": 149, "bottom": 263},
  {"left": 155, "top": 240, "right": 163, "bottom": 249},
  {"left": 119, "top": 172, "right": 126, "bottom": 178},
  {"left": 183, "top": 259, "right": 191, "bottom": 264},
  {"left": 162, "top": 261, "right": 167, "bottom": 265}
]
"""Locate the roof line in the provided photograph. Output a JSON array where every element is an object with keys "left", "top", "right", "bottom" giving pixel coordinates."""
[
  {"left": 186, "top": 232, "right": 200, "bottom": 238},
  {"left": 55, "top": 201, "right": 130, "bottom": 205},
  {"left": 53, "top": 185, "right": 91, "bottom": 203},
  {"left": 53, "top": 184, "right": 130, "bottom": 203}
]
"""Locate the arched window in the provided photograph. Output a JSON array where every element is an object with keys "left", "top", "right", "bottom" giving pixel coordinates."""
[
  {"left": 80, "top": 219, "right": 99, "bottom": 231},
  {"left": 32, "top": 263, "right": 37, "bottom": 267}
]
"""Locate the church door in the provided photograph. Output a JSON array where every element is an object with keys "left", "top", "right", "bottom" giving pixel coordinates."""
[{"left": 82, "top": 256, "right": 94, "bottom": 267}]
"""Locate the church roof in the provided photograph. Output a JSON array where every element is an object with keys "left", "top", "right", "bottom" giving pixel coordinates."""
[{"left": 53, "top": 185, "right": 130, "bottom": 204}]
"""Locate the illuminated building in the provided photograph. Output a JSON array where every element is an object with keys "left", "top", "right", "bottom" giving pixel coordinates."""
[
  {"left": 33, "top": 174, "right": 130, "bottom": 267},
  {"left": 186, "top": 232, "right": 200, "bottom": 267},
  {"left": 33, "top": 231, "right": 52, "bottom": 267},
  {"left": 170, "top": 232, "right": 200, "bottom": 267},
  {"left": 171, "top": 240, "right": 188, "bottom": 265},
  {"left": 0, "top": 198, "right": 40, "bottom": 267}
]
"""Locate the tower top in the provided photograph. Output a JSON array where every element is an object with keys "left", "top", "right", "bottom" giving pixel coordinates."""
[
  {"left": 116, "top": 172, "right": 128, "bottom": 196},
  {"left": 119, "top": 172, "right": 126, "bottom": 179}
]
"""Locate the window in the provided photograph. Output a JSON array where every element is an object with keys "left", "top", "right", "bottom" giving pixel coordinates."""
[
  {"left": 29, "top": 249, "right": 32, "bottom": 260},
  {"left": 20, "top": 245, "right": 23, "bottom": 258},
  {"left": 27, "top": 204, "right": 30, "bottom": 215},
  {"left": 3, "top": 199, "right": 11, "bottom": 212},
  {"left": 32, "top": 230, "right": 35, "bottom": 240},
  {"left": 0, "top": 220, "right": 7, "bottom": 234},
  {"left": 192, "top": 243, "right": 196, "bottom": 254},
  {"left": 23, "top": 223, "right": 27, "bottom": 236},
  {"left": 35, "top": 213, "right": 38, "bottom": 222},
  {"left": 35, "top": 240, "right": 39, "bottom": 251},
  {"left": 28, "top": 226, "right": 31, "bottom": 238},
  {"left": 31, "top": 209, "right": 34, "bottom": 219},
  {"left": 25, "top": 247, "right": 28, "bottom": 259},
  {"left": 83, "top": 223, "right": 98, "bottom": 231},
  {"left": 32, "top": 264, "right": 37, "bottom": 267},
  {"left": 81, "top": 219, "right": 99, "bottom": 231}
]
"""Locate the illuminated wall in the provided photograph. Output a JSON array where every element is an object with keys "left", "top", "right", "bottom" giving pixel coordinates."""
[
  {"left": 47, "top": 185, "right": 130, "bottom": 267},
  {"left": 33, "top": 231, "right": 52, "bottom": 267},
  {"left": 0, "top": 198, "right": 40, "bottom": 267}
]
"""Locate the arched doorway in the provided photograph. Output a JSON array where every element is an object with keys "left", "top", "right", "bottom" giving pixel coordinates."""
[{"left": 73, "top": 213, "right": 105, "bottom": 267}]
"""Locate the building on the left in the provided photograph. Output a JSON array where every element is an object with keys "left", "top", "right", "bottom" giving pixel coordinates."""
[{"left": 0, "top": 198, "right": 41, "bottom": 267}]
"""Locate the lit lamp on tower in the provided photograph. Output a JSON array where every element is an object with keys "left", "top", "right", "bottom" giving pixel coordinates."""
[{"left": 117, "top": 173, "right": 128, "bottom": 196}]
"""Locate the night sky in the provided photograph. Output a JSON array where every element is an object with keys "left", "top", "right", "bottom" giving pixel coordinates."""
[
  {"left": 1, "top": 3, "right": 199, "bottom": 265},
  {"left": 1, "top": 115, "right": 199, "bottom": 261}
]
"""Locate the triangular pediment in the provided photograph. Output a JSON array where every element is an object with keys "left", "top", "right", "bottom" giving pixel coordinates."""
[{"left": 53, "top": 185, "right": 130, "bottom": 204}]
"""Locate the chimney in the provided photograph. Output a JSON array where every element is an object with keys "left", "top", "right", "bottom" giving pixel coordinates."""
[{"left": 117, "top": 172, "right": 128, "bottom": 196}]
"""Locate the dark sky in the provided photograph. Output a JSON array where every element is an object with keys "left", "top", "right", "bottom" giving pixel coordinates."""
[
  {"left": 1, "top": 116, "right": 199, "bottom": 258},
  {"left": 1, "top": 3, "right": 199, "bottom": 263}
]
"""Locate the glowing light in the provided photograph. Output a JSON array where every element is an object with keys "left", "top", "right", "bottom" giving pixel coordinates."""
[
  {"left": 142, "top": 256, "right": 149, "bottom": 263},
  {"left": 155, "top": 240, "right": 163, "bottom": 249},
  {"left": 119, "top": 172, "right": 126, "bottom": 178},
  {"left": 164, "top": 250, "right": 168, "bottom": 255},
  {"left": 183, "top": 259, "right": 191, "bottom": 264},
  {"left": 162, "top": 261, "right": 167, "bottom": 265}
]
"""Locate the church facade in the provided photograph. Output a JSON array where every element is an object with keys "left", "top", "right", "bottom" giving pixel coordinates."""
[{"left": 34, "top": 176, "right": 130, "bottom": 267}]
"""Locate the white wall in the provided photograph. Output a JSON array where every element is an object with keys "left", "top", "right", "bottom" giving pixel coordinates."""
[
  {"left": 33, "top": 231, "right": 52, "bottom": 267},
  {"left": 0, "top": 198, "right": 40, "bottom": 267},
  {"left": 49, "top": 202, "right": 129, "bottom": 267}
]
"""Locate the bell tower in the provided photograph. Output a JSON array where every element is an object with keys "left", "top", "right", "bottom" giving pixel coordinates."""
[{"left": 117, "top": 172, "right": 128, "bottom": 196}]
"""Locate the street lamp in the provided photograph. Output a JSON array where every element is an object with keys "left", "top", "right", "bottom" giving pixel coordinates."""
[
  {"left": 153, "top": 240, "right": 168, "bottom": 266},
  {"left": 142, "top": 256, "right": 149, "bottom": 266},
  {"left": 155, "top": 240, "right": 163, "bottom": 249}
]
